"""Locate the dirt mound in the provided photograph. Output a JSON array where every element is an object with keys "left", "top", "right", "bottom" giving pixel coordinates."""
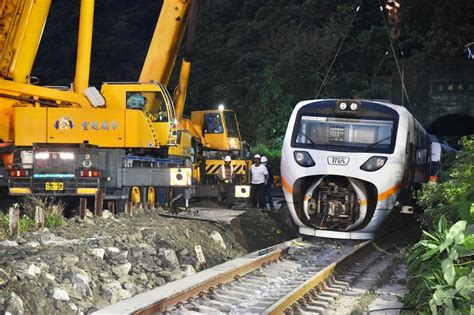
[{"left": 230, "top": 207, "right": 298, "bottom": 252}]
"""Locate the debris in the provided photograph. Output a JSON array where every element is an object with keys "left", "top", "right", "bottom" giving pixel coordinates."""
[
  {"left": 91, "top": 248, "right": 105, "bottom": 260},
  {"left": 112, "top": 263, "right": 132, "bottom": 278},
  {"left": 158, "top": 248, "right": 180, "bottom": 269},
  {"left": 52, "top": 288, "right": 70, "bottom": 301},
  {"left": 65, "top": 268, "right": 92, "bottom": 298},
  {"left": 0, "top": 205, "right": 296, "bottom": 313},
  {"left": 5, "top": 292, "right": 24, "bottom": 314},
  {"left": 209, "top": 231, "right": 227, "bottom": 250},
  {"left": 26, "top": 263, "right": 41, "bottom": 278},
  {"left": 101, "top": 281, "right": 132, "bottom": 304},
  {"left": 102, "top": 210, "right": 114, "bottom": 219},
  {"left": 182, "top": 264, "right": 196, "bottom": 276}
]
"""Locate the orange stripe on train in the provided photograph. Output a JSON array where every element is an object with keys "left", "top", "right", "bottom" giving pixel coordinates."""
[
  {"left": 282, "top": 177, "right": 400, "bottom": 203},
  {"left": 377, "top": 181, "right": 402, "bottom": 202},
  {"left": 281, "top": 176, "right": 293, "bottom": 194}
]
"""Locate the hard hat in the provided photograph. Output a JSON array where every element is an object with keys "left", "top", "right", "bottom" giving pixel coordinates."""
[
  {"left": 261, "top": 156, "right": 268, "bottom": 163},
  {"left": 224, "top": 155, "right": 231, "bottom": 162},
  {"left": 253, "top": 154, "right": 261, "bottom": 159}
]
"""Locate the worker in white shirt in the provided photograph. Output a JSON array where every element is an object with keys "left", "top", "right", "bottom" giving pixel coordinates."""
[
  {"left": 250, "top": 154, "right": 268, "bottom": 209},
  {"left": 217, "top": 155, "right": 235, "bottom": 208}
]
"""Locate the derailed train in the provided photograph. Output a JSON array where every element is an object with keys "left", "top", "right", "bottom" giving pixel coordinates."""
[{"left": 281, "top": 99, "right": 431, "bottom": 239}]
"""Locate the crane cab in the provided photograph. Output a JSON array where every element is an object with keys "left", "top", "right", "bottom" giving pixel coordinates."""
[
  {"left": 191, "top": 109, "right": 242, "bottom": 152},
  {"left": 101, "top": 82, "right": 177, "bottom": 148}
]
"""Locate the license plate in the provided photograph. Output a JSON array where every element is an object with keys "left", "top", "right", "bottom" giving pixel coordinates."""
[{"left": 45, "top": 182, "right": 64, "bottom": 191}]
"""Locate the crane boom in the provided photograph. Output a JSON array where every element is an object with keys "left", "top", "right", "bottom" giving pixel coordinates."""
[
  {"left": 139, "top": 0, "right": 193, "bottom": 85},
  {"left": 0, "top": 0, "right": 51, "bottom": 83}
]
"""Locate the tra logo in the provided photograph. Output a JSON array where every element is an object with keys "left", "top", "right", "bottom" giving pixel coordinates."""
[{"left": 327, "top": 156, "right": 350, "bottom": 166}]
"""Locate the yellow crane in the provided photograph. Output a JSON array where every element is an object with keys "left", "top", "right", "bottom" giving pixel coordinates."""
[
  {"left": 0, "top": 0, "right": 193, "bottom": 209},
  {"left": 138, "top": 1, "right": 251, "bottom": 201},
  {"left": 171, "top": 63, "right": 252, "bottom": 200}
]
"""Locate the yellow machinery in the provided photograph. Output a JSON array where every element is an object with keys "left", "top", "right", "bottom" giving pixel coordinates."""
[
  {"left": 168, "top": 60, "right": 251, "bottom": 198},
  {"left": 0, "top": 0, "right": 194, "bottom": 209},
  {"left": 135, "top": 0, "right": 251, "bottom": 200}
]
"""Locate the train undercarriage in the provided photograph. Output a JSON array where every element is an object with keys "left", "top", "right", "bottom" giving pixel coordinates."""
[{"left": 297, "top": 175, "right": 377, "bottom": 232}]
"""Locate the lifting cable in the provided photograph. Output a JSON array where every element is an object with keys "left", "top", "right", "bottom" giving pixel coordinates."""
[
  {"left": 316, "top": 0, "right": 364, "bottom": 99},
  {"left": 378, "top": 0, "right": 411, "bottom": 107}
]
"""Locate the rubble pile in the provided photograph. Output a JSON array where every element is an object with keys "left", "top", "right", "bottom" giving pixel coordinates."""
[{"left": 0, "top": 207, "right": 296, "bottom": 314}]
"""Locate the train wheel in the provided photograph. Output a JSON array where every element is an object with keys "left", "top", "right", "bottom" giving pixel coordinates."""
[
  {"left": 147, "top": 187, "right": 156, "bottom": 209},
  {"left": 131, "top": 186, "right": 141, "bottom": 208}
]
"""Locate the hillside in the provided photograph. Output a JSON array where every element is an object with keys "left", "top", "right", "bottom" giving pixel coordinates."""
[{"left": 33, "top": 0, "right": 474, "bottom": 145}]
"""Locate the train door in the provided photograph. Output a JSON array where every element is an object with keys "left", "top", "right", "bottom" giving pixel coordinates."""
[{"left": 406, "top": 117, "right": 416, "bottom": 190}]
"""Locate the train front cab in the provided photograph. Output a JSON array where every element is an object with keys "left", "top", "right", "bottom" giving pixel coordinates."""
[{"left": 281, "top": 100, "right": 418, "bottom": 240}]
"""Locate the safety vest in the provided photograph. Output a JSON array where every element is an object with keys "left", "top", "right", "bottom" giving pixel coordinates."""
[{"left": 221, "top": 164, "right": 233, "bottom": 182}]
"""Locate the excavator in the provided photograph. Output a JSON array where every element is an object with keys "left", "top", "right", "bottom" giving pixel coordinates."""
[{"left": 0, "top": 0, "right": 195, "bottom": 209}]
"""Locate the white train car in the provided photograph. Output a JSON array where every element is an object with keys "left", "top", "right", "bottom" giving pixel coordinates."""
[{"left": 281, "top": 99, "right": 430, "bottom": 239}]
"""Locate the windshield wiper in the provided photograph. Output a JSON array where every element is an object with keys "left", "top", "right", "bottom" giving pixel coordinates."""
[
  {"left": 298, "top": 131, "right": 317, "bottom": 146},
  {"left": 365, "top": 136, "right": 392, "bottom": 151}
]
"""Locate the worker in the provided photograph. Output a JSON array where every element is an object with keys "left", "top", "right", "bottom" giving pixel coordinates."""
[
  {"left": 250, "top": 154, "right": 268, "bottom": 209},
  {"left": 126, "top": 92, "right": 147, "bottom": 110},
  {"left": 429, "top": 140, "right": 442, "bottom": 185},
  {"left": 261, "top": 156, "right": 275, "bottom": 211},
  {"left": 218, "top": 155, "right": 235, "bottom": 208}
]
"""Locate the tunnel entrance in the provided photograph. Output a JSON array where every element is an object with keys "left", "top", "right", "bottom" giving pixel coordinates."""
[{"left": 428, "top": 114, "right": 474, "bottom": 148}]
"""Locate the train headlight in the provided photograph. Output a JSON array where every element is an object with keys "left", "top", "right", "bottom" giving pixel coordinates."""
[
  {"left": 360, "top": 156, "right": 387, "bottom": 172},
  {"left": 336, "top": 100, "right": 361, "bottom": 113},
  {"left": 294, "top": 151, "right": 315, "bottom": 167}
]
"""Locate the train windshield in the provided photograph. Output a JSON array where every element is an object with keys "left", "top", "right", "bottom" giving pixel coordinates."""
[{"left": 294, "top": 115, "right": 396, "bottom": 153}]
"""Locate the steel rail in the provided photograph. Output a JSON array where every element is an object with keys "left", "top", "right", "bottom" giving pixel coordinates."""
[
  {"left": 134, "top": 240, "right": 296, "bottom": 314},
  {"left": 263, "top": 240, "right": 372, "bottom": 314}
]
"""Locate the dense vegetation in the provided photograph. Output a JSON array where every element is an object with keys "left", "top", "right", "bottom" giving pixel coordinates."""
[
  {"left": 33, "top": 0, "right": 474, "bottom": 147},
  {"left": 403, "top": 137, "right": 474, "bottom": 314}
]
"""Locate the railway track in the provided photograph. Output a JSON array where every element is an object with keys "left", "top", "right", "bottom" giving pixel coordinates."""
[{"left": 95, "top": 226, "right": 413, "bottom": 315}]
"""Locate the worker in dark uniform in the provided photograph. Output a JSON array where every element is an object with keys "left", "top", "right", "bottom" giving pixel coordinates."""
[
  {"left": 218, "top": 155, "right": 235, "bottom": 209},
  {"left": 261, "top": 156, "right": 275, "bottom": 211}
]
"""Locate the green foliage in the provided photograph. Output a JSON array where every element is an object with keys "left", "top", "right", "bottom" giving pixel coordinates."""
[
  {"left": 24, "top": 195, "right": 65, "bottom": 229},
  {"left": 18, "top": 215, "right": 36, "bottom": 234},
  {"left": 45, "top": 212, "right": 64, "bottom": 228},
  {"left": 405, "top": 137, "right": 474, "bottom": 313},
  {"left": 1, "top": 215, "right": 8, "bottom": 239},
  {"left": 417, "top": 136, "right": 474, "bottom": 230},
  {"left": 404, "top": 217, "right": 474, "bottom": 314},
  {"left": 0, "top": 196, "right": 65, "bottom": 239},
  {"left": 0, "top": 214, "right": 35, "bottom": 238},
  {"left": 249, "top": 68, "right": 293, "bottom": 148}
]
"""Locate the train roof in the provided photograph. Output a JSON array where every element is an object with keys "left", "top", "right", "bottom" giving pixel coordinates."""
[{"left": 294, "top": 99, "right": 410, "bottom": 114}]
